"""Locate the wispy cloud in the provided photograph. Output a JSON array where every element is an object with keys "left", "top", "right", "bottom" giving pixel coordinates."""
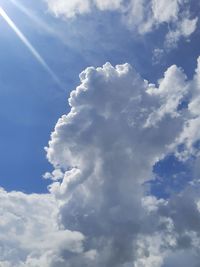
[{"left": 45, "top": 0, "right": 198, "bottom": 46}]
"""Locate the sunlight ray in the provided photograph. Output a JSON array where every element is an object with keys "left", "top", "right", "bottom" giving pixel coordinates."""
[{"left": 0, "top": 6, "right": 64, "bottom": 89}]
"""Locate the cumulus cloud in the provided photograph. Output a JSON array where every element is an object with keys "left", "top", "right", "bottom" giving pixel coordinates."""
[
  {"left": 0, "top": 188, "right": 85, "bottom": 267},
  {"left": 2, "top": 57, "right": 200, "bottom": 266},
  {"left": 44, "top": 0, "right": 198, "bottom": 46},
  {"left": 45, "top": 59, "right": 200, "bottom": 266},
  {"left": 172, "top": 57, "right": 200, "bottom": 159}
]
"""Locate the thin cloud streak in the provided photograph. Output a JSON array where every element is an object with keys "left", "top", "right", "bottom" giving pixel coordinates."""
[{"left": 0, "top": 6, "right": 64, "bottom": 89}]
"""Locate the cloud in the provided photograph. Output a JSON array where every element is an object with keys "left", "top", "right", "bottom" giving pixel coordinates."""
[
  {"left": 172, "top": 57, "right": 200, "bottom": 159},
  {"left": 125, "top": 0, "right": 183, "bottom": 34},
  {"left": 152, "top": 48, "right": 164, "bottom": 64},
  {"left": 45, "top": 0, "right": 91, "bottom": 18},
  {"left": 165, "top": 17, "right": 198, "bottom": 49},
  {"left": 2, "top": 58, "right": 200, "bottom": 266},
  {"left": 45, "top": 59, "right": 200, "bottom": 266},
  {"left": 144, "top": 64, "right": 188, "bottom": 127},
  {"left": 0, "top": 188, "right": 85, "bottom": 267},
  {"left": 44, "top": 0, "right": 198, "bottom": 46},
  {"left": 151, "top": 0, "right": 180, "bottom": 24},
  {"left": 94, "top": 0, "right": 123, "bottom": 11},
  {"left": 45, "top": 0, "right": 122, "bottom": 18}
]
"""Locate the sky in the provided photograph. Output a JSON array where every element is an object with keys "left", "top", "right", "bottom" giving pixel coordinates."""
[{"left": 0, "top": 0, "right": 200, "bottom": 266}]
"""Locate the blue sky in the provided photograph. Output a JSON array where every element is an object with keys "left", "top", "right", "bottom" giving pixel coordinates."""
[
  {"left": 1, "top": 0, "right": 199, "bottom": 194},
  {"left": 1, "top": 1, "right": 200, "bottom": 266}
]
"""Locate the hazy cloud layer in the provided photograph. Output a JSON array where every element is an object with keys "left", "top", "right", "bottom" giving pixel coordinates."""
[
  {"left": 2, "top": 57, "right": 200, "bottom": 266},
  {"left": 44, "top": 0, "right": 198, "bottom": 47}
]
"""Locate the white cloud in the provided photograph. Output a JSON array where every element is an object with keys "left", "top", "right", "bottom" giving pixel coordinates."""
[
  {"left": 45, "top": 0, "right": 91, "bottom": 18},
  {"left": 172, "top": 57, "right": 200, "bottom": 159},
  {"left": 43, "top": 168, "right": 64, "bottom": 181},
  {"left": 2, "top": 58, "right": 200, "bottom": 266},
  {"left": 45, "top": 59, "right": 200, "bottom": 266},
  {"left": 44, "top": 0, "right": 122, "bottom": 18},
  {"left": 95, "top": 0, "right": 123, "bottom": 11},
  {"left": 46, "top": 61, "right": 186, "bottom": 193},
  {"left": 45, "top": 0, "right": 123, "bottom": 18},
  {"left": 145, "top": 64, "right": 188, "bottom": 127},
  {"left": 166, "top": 17, "right": 198, "bottom": 48},
  {"left": 0, "top": 188, "right": 85, "bottom": 267},
  {"left": 44, "top": 0, "right": 198, "bottom": 46},
  {"left": 151, "top": 0, "right": 180, "bottom": 23}
]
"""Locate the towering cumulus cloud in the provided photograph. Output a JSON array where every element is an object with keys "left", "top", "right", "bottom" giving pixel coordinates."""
[
  {"left": 1, "top": 59, "right": 200, "bottom": 266},
  {"left": 45, "top": 59, "right": 200, "bottom": 266}
]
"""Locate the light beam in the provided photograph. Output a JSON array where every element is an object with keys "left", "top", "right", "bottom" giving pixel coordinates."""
[{"left": 0, "top": 7, "right": 64, "bottom": 89}]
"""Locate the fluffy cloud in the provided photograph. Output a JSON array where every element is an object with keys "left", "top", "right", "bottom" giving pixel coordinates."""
[
  {"left": 172, "top": 57, "right": 200, "bottom": 159},
  {"left": 44, "top": 0, "right": 198, "bottom": 46},
  {"left": 2, "top": 57, "right": 200, "bottom": 266},
  {"left": 45, "top": 0, "right": 122, "bottom": 18},
  {"left": 45, "top": 0, "right": 91, "bottom": 18},
  {"left": 45, "top": 59, "right": 200, "bottom": 266},
  {"left": 0, "top": 188, "right": 85, "bottom": 267},
  {"left": 151, "top": 0, "right": 180, "bottom": 23}
]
